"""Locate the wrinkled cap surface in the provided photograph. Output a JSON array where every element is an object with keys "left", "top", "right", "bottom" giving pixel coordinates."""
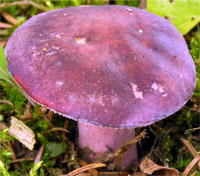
[{"left": 5, "top": 5, "right": 196, "bottom": 128}]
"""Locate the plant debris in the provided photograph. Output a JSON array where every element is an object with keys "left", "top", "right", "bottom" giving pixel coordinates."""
[
  {"left": 8, "top": 116, "right": 36, "bottom": 150},
  {"left": 140, "top": 157, "right": 179, "bottom": 176},
  {"left": 0, "top": 1, "right": 199, "bottom": 175}
]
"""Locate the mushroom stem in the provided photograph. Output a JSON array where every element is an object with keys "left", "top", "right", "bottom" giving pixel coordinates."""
[{"left": 78, "top": 121, "right": 137, "bottom": 168}]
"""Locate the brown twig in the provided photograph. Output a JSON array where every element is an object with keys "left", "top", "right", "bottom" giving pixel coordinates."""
[
  {"left": 181, "top": 138, "right": 200, "bottom": 169},
  {"left": 0, "top": 39, "right": 8, "bottom": 47},
  {"left": 7, "top": 141, "right": 16, "bottom": 161},
  {"left": 0, "top": 22, "right": 13, "bottom": 28},
  {"left": 47, "top": 110, "right": 54, "bottom": 128},
  {"left": 45, "top": 127, "right": 69, "bottom": 133},
  {"left": 63, "top": 119, "right": 70, "bottom": 131},
  {"left": 47, "top": 110, "right": 54, "bottom": 121},
  {"left": 0, "top": 123, "right": 8, "bottom": 131},
  {"left": 34, "top": 144, "right": 44, "bottom": 164},
  {"left": 185, "top": 127, "right": 200, "bottom": 134},
  {"left": 78, "top": 159, "right": 98, "bottom": 176},
  {"left": 182, "top": 157, "right": 200, "bottom": 176},
  {"left": 191, "top": 170, "right": 197, "bottom": 176},
  {"left": 6, "top": 141, "right": 21, "bottom": 169},
  {"left": 11, "top": 157, "right": 34, "bottom": 163},
  {"left": 99, "top": 171, "right": 130, "bottom": 176},
  {"left": 60, "top": 163, "right": 106, "bottom": 176},
  {"left": 0, "top": 0, "right": 50, "bottom": 12},
  {"left": 0, "top": 99, "right": 13, "bottom": 106},
  {"left": 2, "top": 12, "right": 19, "bottom": 25},
  {"left": 62, "top": 119, "right": 70, "bottom": 140}
]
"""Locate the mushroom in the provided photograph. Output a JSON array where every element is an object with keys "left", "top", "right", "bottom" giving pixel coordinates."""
[{"left": 5, "top": 5, "right": 196, "bottom": 168}]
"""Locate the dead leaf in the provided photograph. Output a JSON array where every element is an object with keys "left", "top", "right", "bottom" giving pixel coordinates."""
[
  {"left": 9, "top": 116, "right": 36, "bottom": 150},
  {"left": 140, "top": 157, "right": 179, "bottom": 176}
]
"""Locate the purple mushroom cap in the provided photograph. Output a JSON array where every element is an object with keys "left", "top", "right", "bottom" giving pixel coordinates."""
[{"left": 5, "top": 5, "right": 196, "bottom": 128}]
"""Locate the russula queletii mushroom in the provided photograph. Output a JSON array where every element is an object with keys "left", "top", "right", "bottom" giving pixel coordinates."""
[{"left": 5, "top": 5, "right": 196, "bottom": 168}]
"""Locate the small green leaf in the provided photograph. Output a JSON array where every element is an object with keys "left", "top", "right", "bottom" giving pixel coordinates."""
[
  {"left": 190, "top": 27, "right": 200, "bottom": 61},
  {"left": 0, "top": 160, "right": 10, "bottom": 176},
  {"left": 0, "top": 47, "right": 8, "bottom": 74},
  {"left": 1, "top": 149, "right": 12, "bottom": 159},
  {"left": 0, "top": 129, "right": 14, "bottom": 141},
  {"left": 29, "top": 161, "right": 43, "bottom": 176},
  {"left": 46, "top": 142, "right": 67, "bottom": 158},
  {"left": 147, "top": 0, "right": 200, "bottom": 35},
  {"left": 190, "top": 27, "right": 200, "bottom": 97},
  {"left": 0, "top": 47, "right": 25, "bottom": 91},
  {"left": 0, "top": 47, "right": 12, "bottom": 84}
]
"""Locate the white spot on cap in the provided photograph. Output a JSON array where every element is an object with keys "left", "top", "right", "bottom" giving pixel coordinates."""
[
  {"left": 52, "top": 45, "right": 60, "bottom": 50},
  {"left": 151, "top": 82, "right": 158, "bottom": 90},
  {"left": 138, "top": 29, "right": 143, "bottom": 33},
  {"left": 151, "top": 82, "right": 167, "bottom": 96},
  {"left": 130, "top": 83, "right": 143, "bottom": 99},
  {"left": 46, "top": 51, "right": 55, "bottom": 56},
  {"left": 162, "top": 93, "right": 168, "bottom": 97},
  {"left": 126, "top": 8, "right": 132, "bottom": 12},
  {"left": 111, "top": 96, "right": 118, "bottom": 105},
  {"left": 56, "top": 81, "right": 64, "bottom": 87},
  {"left": 88, "top": 93, "right": 105, "bottom": 106},
  {"left": 55, "top": 61, "right": 61, "bottom": 66},
  {"left": 75, "top": 37, "right": 87, "bottom": 45},
  {"left": 55, "top": 33, "right": 61, "bottom": 39}
]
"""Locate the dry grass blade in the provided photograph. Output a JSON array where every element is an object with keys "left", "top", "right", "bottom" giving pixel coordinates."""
[
  {"left": 0, "top": 22, "right": 13, "bottom": 28},
  {"left": 60, "top": 163, "right": 106, "bottom": 176},
  {"left": 182, "top": 157, "right": 200, "bottom": 176},
  {"left": 62, "top": 119, "right": 70, "bottom": 139},
  {"left": 2, "top": 12, "right": 19, "bottom": 25},
  {"left": 185, "top": 127, "right": 200, "bottom": 134},
  {"left": 132, "top": 172, "right": 148, "bottom": 176},
  {"left": 191, "top": 170, "right": 197, "bottom": 176},
  {"left": 34, "top": 144, "right": 44, "bottom": 164},
  {"left": 45, "top": 127, "right": 69, "bottom": 133},
  {"left": 99, "top": 171, "right": 130, "bottom": 175},
  {"left": 0, "top": 1, "right": 50, "bottom": 11},
  {"left": 11, "top": 157, "right": 34, "bottom": 163},
  {"left": 0, "top": 99, "right": 13, "bottom": 106},
  {"left": 0, "top": 29, "right": 9, "bottom": 35},
  {"left": 181, "top": 138, "right": 200, "bottom": 169},
  {"left": 78, "top": 159, "right": 98, "bottom": 176}
]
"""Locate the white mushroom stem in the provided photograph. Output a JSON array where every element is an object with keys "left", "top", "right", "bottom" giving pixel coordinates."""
[{"left": 78, "top": 121, "right": 137, "bottom": 168}]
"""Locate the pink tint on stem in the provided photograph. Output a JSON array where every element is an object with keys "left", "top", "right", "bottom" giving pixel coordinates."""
[{"left": 78, "top": 121, "right": 137, "bottom": 168}]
